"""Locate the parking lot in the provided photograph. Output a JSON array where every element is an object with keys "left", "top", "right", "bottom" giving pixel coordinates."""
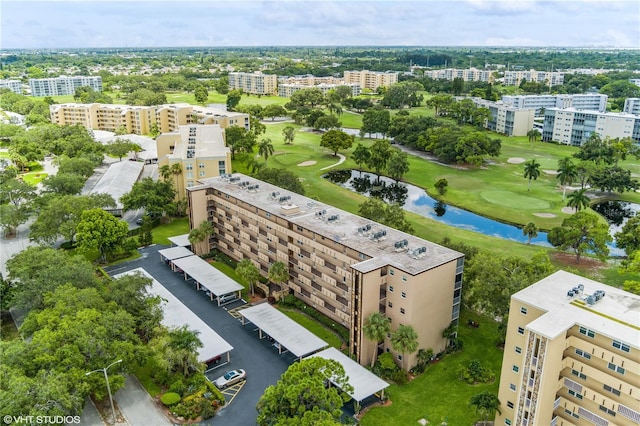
[{"left": 105, "top": 244, "right": 291, "bottom": 426}]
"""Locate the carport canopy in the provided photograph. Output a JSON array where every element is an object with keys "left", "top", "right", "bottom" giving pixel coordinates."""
[
  {"left": 239, "top": 303, "right": 327, "bottom": 358},
  {"left": 168, "top": 234, "right": 191, "bottom": 247},
  {"left": 171, "top": 255, "right": 244, "bottom": 297},
  {"left": 158, "top": 246, "right": 193, "bottom": 263},
  {"left": 307, "top": 347, "right": 389, "bottom": 402},
  {"left": 115, "top": 268, "right": 233, "bottom": 364}
]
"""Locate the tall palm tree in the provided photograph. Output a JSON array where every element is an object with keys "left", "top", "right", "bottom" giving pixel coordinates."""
[
  {"left": 526, "top": 129, "right": 540, "bottom": 147},
  {"left": 267, "top": 261, "right": 289, "bottom": 292},
  {"left": 523, "top": 159, "right": 541, "bottom": 191},
  {"left": 170, "top": 163, "right": 183, "bottom": 198},
  {"left": 363, "top": 312, "right": 391, "bottom": 367},
  {"left": 556, "top": 157, "right": 578, "bottom": 200},
  {"left": 469, "top": 391, "right": 501, "bottom": 426},
  {"left": 567, "top": 188, "right": 590, "bottom": 212},
  {"left": 236, "top": 258, "right": 261, "bottom": 296},
  {"left": 258, "top": 138, "right": 275, "bottom": 162},
  {"left": 159, "top": 164, "right": 172, "bottom": 182},
  {"left": 523, "top": 222, "right": 538, "bottom": 244},
  {"left": 391, "top": 324, "right": 419, "bottom": 371}
]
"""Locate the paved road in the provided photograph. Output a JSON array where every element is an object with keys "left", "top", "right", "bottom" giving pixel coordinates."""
[
  {"left": 114, "top": 376, "right": 171, "bottom": 426},
  {"left": 105, "top": 245, "right": 292, "bottom": 426}
]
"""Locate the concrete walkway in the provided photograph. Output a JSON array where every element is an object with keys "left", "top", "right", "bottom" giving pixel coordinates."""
[
  {"left": 78, "top": 397, "right": 104, "bottom": 426},
  {"left": 114, "top": 375, "right": 172, "bottom": 426},
  {"left": 320, "top": 153, "right": 346, "bottom": 170}
]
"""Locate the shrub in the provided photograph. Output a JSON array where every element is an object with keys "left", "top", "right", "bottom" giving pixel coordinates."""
[
  {"left": 456, "top": 359, "right": 495, "bottom": 384},
  {"left": 160, "top": 392, "right": 181, "bottom": 406},
  {"left": 169, "top": 379, "right": 187, "bottom": 396},
  {"left": 392, "top": 369, "right": 409, "bottom": 385},
  {"left": 373, "top": 352, "right": 401, "bottom": 380}
]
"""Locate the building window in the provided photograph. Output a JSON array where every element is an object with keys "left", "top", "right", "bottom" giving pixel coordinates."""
[
  {"left": 400, "top": 308, "right": 405, "bottom": 314},
  {"left": 185, "top": 163, "right": 193, "bottom": 170},
  {"left": 512, "top": 365, "right": 519, "bottom": 373},
  {"left": 388, "top": 285, "right": 393, "bottom": 292},
  {"left": 507, "top": 401, "right": 514, "bottom": 409},
  {"left": 389, "top": 269, "right": 394, "bottom": 276},
  {"left": 571, "top": 369, "right": 587, "bottom": 380},
  {"left": 603, "top": 384, "right": 621, "bottom": 396},
  {"left": 388, "top": 302, "right": 392, "bottom": 308},
  {"left": 567, "top": 389, "right": 583, "bottom": 400},
  {"left": 199, "top": 171, "right": 205, "bottom": 177},
  {"left": 612, "top": 340, "right": 630, "bottom": 353},
  {"left": 517, "top": 327, "right": 525, "bottom": 335},
  {"left": 515, "top": 346, "right": 522, "bottom": 354},
  {"left": 397, "top": 354, "right": 402, "bottom": 361},
  {"left": 402, "top": 275, "right": 407, "bottom": 282},
  {"left": 520, "top": 307, "right": 528, "bottom": 315},
  {"left": 505, "top": 420, "right": 512, "bottom": 426},
  {"left": 401, "top": 292, "right": 406, "bottom": 298},
  {"left": 578, "top": 326, "right": 595, "bottom": 338},
  {"left": 186, "top": 172, "right": 193, "bottom": 179},
  {"left": 607, "top": 362, "right": 625, "bottom": 375},
  {"left": 509, "top": 383, "right": 516, "bottom": 391},
  {"left": 575, "top": 348, "right": 591, "bottom": 360},
  {"left": 599, "top": 405, "right": 616, "bottom": 416},
  {"left": 266, "top": 212, "right": 271, "bottom": 218},
  {"left": 198, "top": 162, "right": 205, "bottom": 169}
]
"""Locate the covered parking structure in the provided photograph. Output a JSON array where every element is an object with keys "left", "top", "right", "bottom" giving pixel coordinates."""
[
  {"left": 171, "top": 255, "right": 244, "bottom": 305},
  {"left": 115, "top": 268, "right": 233, "bottom": 364},
  {"left": 90, "top": 160, "right": 144, "bottom": 216},
  {"left": 239, "top": 303, "right": 327, "bottom": 359},
  {"left": 158, "top": 246, "right": 193, "bottom": 269},
  {"left": 307, "top": 347, "right": 389, "bottom": 413},
  {"left": 168, "top": 234, "right": 191, "bottom": 248}
]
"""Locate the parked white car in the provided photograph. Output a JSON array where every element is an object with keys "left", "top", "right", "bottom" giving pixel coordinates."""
[{"left": 213, "top": 369, "right": 246, "bottom": 389}]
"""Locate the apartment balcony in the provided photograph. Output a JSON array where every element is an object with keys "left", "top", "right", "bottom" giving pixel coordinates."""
[
  {"left": 311, "top": 281, "right": 322, "bottom": 292},
  {"left": 379, "top": 288, "right": 387, "bottom": 300},
  {"left": 336, "top": 281, "right": 349, "bottom": 292}
]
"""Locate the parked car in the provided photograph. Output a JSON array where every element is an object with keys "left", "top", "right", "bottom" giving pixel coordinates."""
[
  {"left": 218, "top": 293, "right": 238, "bottom": 304},
  {"left": 213, "top": 369, "right": 246, "bottom": 389}
]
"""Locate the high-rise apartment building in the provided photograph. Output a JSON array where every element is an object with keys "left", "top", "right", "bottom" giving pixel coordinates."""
[
  {"left": 278, "top": 83, "right": 360, "bottom": 98},
  {"left": 343, "top": 70, "right": 399, "bottom": 91},
  {"left": 157, "top": 124, "right": 230, "bottom": 199},
  {"left": 470, "top": 98, "right": 535, "bottom": 137},
  {"left": 228, "top": 72, "right": 277, "bottom": 96},
  {"left": 502, "top": 94, "right": 608, "bottom": 115},
  {"left": 422, "top": 68, "right": 494, "bottom": 83},
  {"left": 623, "top": 98, "right": 640, "bottom": 116},
  {"left": 187, "top": 174, "right": 464, "bottom": 370},
  {"left": 503, "top": 70, "right": 564, "bottom": 87},
  {"left": 496, "top": 270, "right": 639, "bottom": 426},
  {"left": 0, "top": 79, "right": 23, "bottom": 94},
  {"left": 542, "top": 108, "right": 640, "bottom": 146},
  {"left": 29, "top": 75, "right": 102, "bottom": 97}
]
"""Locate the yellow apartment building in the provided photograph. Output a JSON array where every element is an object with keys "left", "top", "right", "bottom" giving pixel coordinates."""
[
  {"left": 187, "top": 173, "right": 464, "bottom": 370},
  {"left": 343, "top": 70, "right": 399, "bottom": 91},
  {"left": 228, "top": 71, "right": 278, "bottom": 96},
  {"left": 156, "top": 124, "right": 231, "bottom": 200},
  {"left": 496, "top": 270, "right": 640, "bottom": 426}
]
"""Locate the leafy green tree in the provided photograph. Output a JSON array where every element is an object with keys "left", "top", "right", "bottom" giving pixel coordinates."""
[
  {"left": 380, "top": 82, "right": 424, "bottom": 109},
  {"left": 589, "top": 166, "right": 638, "bottom": 193},
  {"left": 121, "top": 177, "right": 176, "bottom": 217},
  {"left": 358, "top": 198, "right": 413, "bottom": 233},
  {"left": 193, "top": 84, "right": 209, "bottom": 104},
  {"left": 287, "top": 88, "right": 325, "bottom": 109},
  {"left": 57, "top": 156, "right": 97, "bottom": 178},
  {"left": 314, "top": 114, "right": 342, "bottom": 131},
  {"left": 236, "top": 258, "right": 261, "bottom": 296},
  {"left": 263, "top": 104, "right": 287, "bottom": 121},
  {"left": 255, "top": 168, "right": 305, "bottom": 195},
  {"left": 363, "top": 312, "right": 391, "bottom": 367},
  {"left": 282, "top": 126, "right": 296, "bottom": 145},
  {"left": 41, "top": 173, "right": 85, "bottom": 196},
  {"left": 151, "top": 325, "right": 204, "bottom": 377},
  {"left": 391, "top": 324, "right": 419, "bottom": 371},
  {"left": 360, "top": 107, "right": 390, "bottom": 138},
  {"left": 547, "top": 211, "right": 612, "bottom": 263},
  {"left": 106, "top": 138, "right": 141, "bottom": 161},
  {"left": 621, "top": 250, "right": 640, "bottom": 295},
  {"left": 523, "top": 222, "right": 538, "bottom": 244},
  {"left": 0, "top": 203, "right": 28, "bottom": 237},
  {"left": 615, "top": 215, "right": 640, "bottom": 256},
  {"left": 469, "top": 391, "right": 501, "bottom": 426},
  {"left": 426, "top": 94, "right": 454, "bottom": 117},
  {"left": 226, "top": 89, "right": 243, "bottom": 111},
  {"left": 256, "top": 357, "right": 352, "bottom": 425},
  {"left": 213, "top": 76, "right": 229, "bottom": 94},
  {"left": 320, "top": 129, "right": 354, "bottom": 157},
  {"left": 573, "top": 133, "right": 615, "bottom": 165},
  {"left": 268, "top": 261, "right": 289, "bottom": 290},
  {"left": 523, "top": 159, "right": 541, "bottom": 191},
  {"left": 434, "top": 178, "right": 448, "bottom": 196},
  {"left": 225, "top": 125, "right": 255, "bottom": 160},
  {"left": 0, "top": 178, "right": 36, "bottom": 207},
  {"left": 352, "top": 144, "right": 371, "bottom": 175},
  {"left": 566, "top": 188, "right": 590, "bottom": 212},
  {"left": 367, "top": 139, "right": 392, "bottom": 180},
  {"left": 75, "top": 208, "right": 130, "bottom": 262},
  {"left": 387, "top": 150, "right": 410, "bottom": 182}
]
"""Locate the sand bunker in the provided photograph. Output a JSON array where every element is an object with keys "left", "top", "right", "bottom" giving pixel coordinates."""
[
  {"left": 561, "top": 207, "right": 577, "bottom": 214},
  {"left": 507, "top": 157, "right": 526, "bottom": 164},
  {"left": 297, "top": 160, "right": 317, "bottom": 167},
  {"left": 543, "top": 169, "right": 559, "bottom": 175},
  {"left": 533, "top": 213, "right": 557, "bottom": 218}
]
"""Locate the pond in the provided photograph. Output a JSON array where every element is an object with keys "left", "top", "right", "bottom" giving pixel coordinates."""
[{"left": 324, "top": 170, "right": 635, "bottom": 256}]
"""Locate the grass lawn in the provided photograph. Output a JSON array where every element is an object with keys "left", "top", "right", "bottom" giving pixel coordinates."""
[
  {"left": 152, "top": 217, "right": 190, "bottom": 245},
  {"left": 360, "top": 310, "right": 502, "bottom": 426},
  {"left": 277, "top": 306, "right": 343, "bottom": 350},
  {"left": 21, "top": 172, "right": 47, "bottom": 185},
  {"left": 133, "top": 360, "right": 163, "bottom": 397}
]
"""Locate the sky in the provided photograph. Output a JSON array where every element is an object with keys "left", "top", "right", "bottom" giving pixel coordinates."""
[{"left": 1, "top": 0, "right": 639, "bottom": 49}]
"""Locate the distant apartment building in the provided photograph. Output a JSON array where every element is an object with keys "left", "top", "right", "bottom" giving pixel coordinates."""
[
  {"left": 50, "top": 103, "right": 249, "bottom": 135},
  {"left": 156, "top": 124, "right": 230, "bottom": 199},
  {"left": 422, "top": 68, "right": 494, "bottom": 83},
  {"left": 0, "top": 79, "right": 23, "bottom": 94},
  {"left": 343, "top": 70, "right": 399, "bottom": 91},
  {"left": 187, "top": 173, "right": 464, "bottom": 370},
  {"left": 470, "top": 98, "right": 535, "bottom": 137},
  {"left": 629, "top": 79, "right": 640, "bottom": 87},
  {"left": 228, "top": 71, "right": 277, "bottom": 96},
  {"left": 503, "top": 70, "right": 564, "bottom": 87},
  {"left": 495, "top": 270, "right": 640, "bottom": 426},
  {"left": 502, "top": 94, "right": 608, "bottom": 115},
  {"left": 278, "top": 83, "right": 360, "bottom": 98},
  {"left": 542, "top": 108, "right": 640, "bottom": 146},
  {"left": 29, "top": 75, "right": 102, "bottom": 97},
  {"left": 623, "top": 98, "right": 640, "bottom": 115}
]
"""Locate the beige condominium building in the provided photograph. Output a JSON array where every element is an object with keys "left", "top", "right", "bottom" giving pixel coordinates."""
[
  {"left": 50, "top": 103, "right": 249, "bottom": 135},
  {"left": 503, "top": 70, "right": 564, "bottom": 87},
  {"left": 157, "top": 124, "right": 230, "bottom": 199},
  {"left": 343, "top": 70, "right": 399, "bottom": 91},
  {"left": 496, "top": 270, "right": 639, "bottom": 426},
  {"left": 187, "top": 174, "right": 464, "bottom": 370},
  {"left": 228, "top": 71, "right": 278, "bottom": 96}
]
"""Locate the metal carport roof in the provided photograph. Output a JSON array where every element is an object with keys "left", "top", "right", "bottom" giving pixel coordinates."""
[
  {"left": 307, "top": 347, "right": 389, "bottom": 402},
  {"left": 171, "top": 255, "right": 243, "bottom": 296},
  {"left": 158, "top": 246, "right": 193, "bottom": 262},
  {"left": 115, "top": 268, "right": 233, "bottom": 363},
  {"left": 239, "top": 303, "right": 327, "bottom": 358},
  {"left": 168, "top": 234, "right": 191, "bottom": 247}
]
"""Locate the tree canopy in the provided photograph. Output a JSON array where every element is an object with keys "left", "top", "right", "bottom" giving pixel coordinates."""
[{"left": 547, "top": 212, "right": 612, "bottom": 263}]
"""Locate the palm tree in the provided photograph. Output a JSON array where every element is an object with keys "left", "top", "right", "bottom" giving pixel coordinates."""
[
  {"left": 236, "top": 258, "right": 260, "bottom": 296},
  {"left": 187, "top": 220, "right": 214, "bottom": 255},
  {"left": 282, "top": 126, "right": 296, "bottom": 145},
  {"left": 170, "top": 163, "right": 183, "bottom": 198},
  {"left": 188, "top": 227, "right": 204, "bottom": 254},
  {"left": 567, "top": 188, "right": 590, "bottom": 212},
  {"left": 526, "top": 129, "right": 540, "bottom": 147},
  {"left": 556, "top": 157, "right": 578, "bottom": 200},
  {"left": 267, "top": 261, "right": 289, "bottom": 292},
  {"left": 363, "top": 312, "right": 391, "bottom": 367},
  {"left": 159, "top": 164, "right": 172, "bottom": 181},
  {"left": 523, "top": 159, "right": 541, "bottom": 191},
  {"left": 391, "top": 324, "right": 419, "bottom": 371},
  {"left": 258, "top": 138, "right": 275, "bottom": 162},
  {"left": 470, "top": 391, "right": 501, "bottom": 426},
  {"left": 523, "top": 222, "right": 538, "bottom": 244}
]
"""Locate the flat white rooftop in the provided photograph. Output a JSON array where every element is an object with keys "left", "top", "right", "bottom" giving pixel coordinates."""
[
  {"left": 90, "top": 160, "right": 143, "bottom": 209},
  {"left": 168, "top": 234, "right": 191, "bottom": 247},
  {"left": 158, "top": 246, "right": 193, "bottom": 261},
  {"left": 307, "top": 347, "right": 389, "bottom": 402},
  {"left": 239, "top": 303, "right": 327, "bottom": 358},
  {"left": 171, "top": 255, "right": 243, "bottom": 296},
  {"left": 115, "top": 268, "right": 233, "bottom": 363},
  {"left": 513, "top": 270, "right": 640, "bottom": 347}
]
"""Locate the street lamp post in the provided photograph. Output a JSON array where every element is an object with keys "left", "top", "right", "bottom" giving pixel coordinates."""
[{"left": 86, "top": 359, "right": 122, "bottom": 424}]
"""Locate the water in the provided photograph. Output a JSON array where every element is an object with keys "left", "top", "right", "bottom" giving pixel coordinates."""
[{"left": 325, "top": 170, "right": 636, "bottom": 256}]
